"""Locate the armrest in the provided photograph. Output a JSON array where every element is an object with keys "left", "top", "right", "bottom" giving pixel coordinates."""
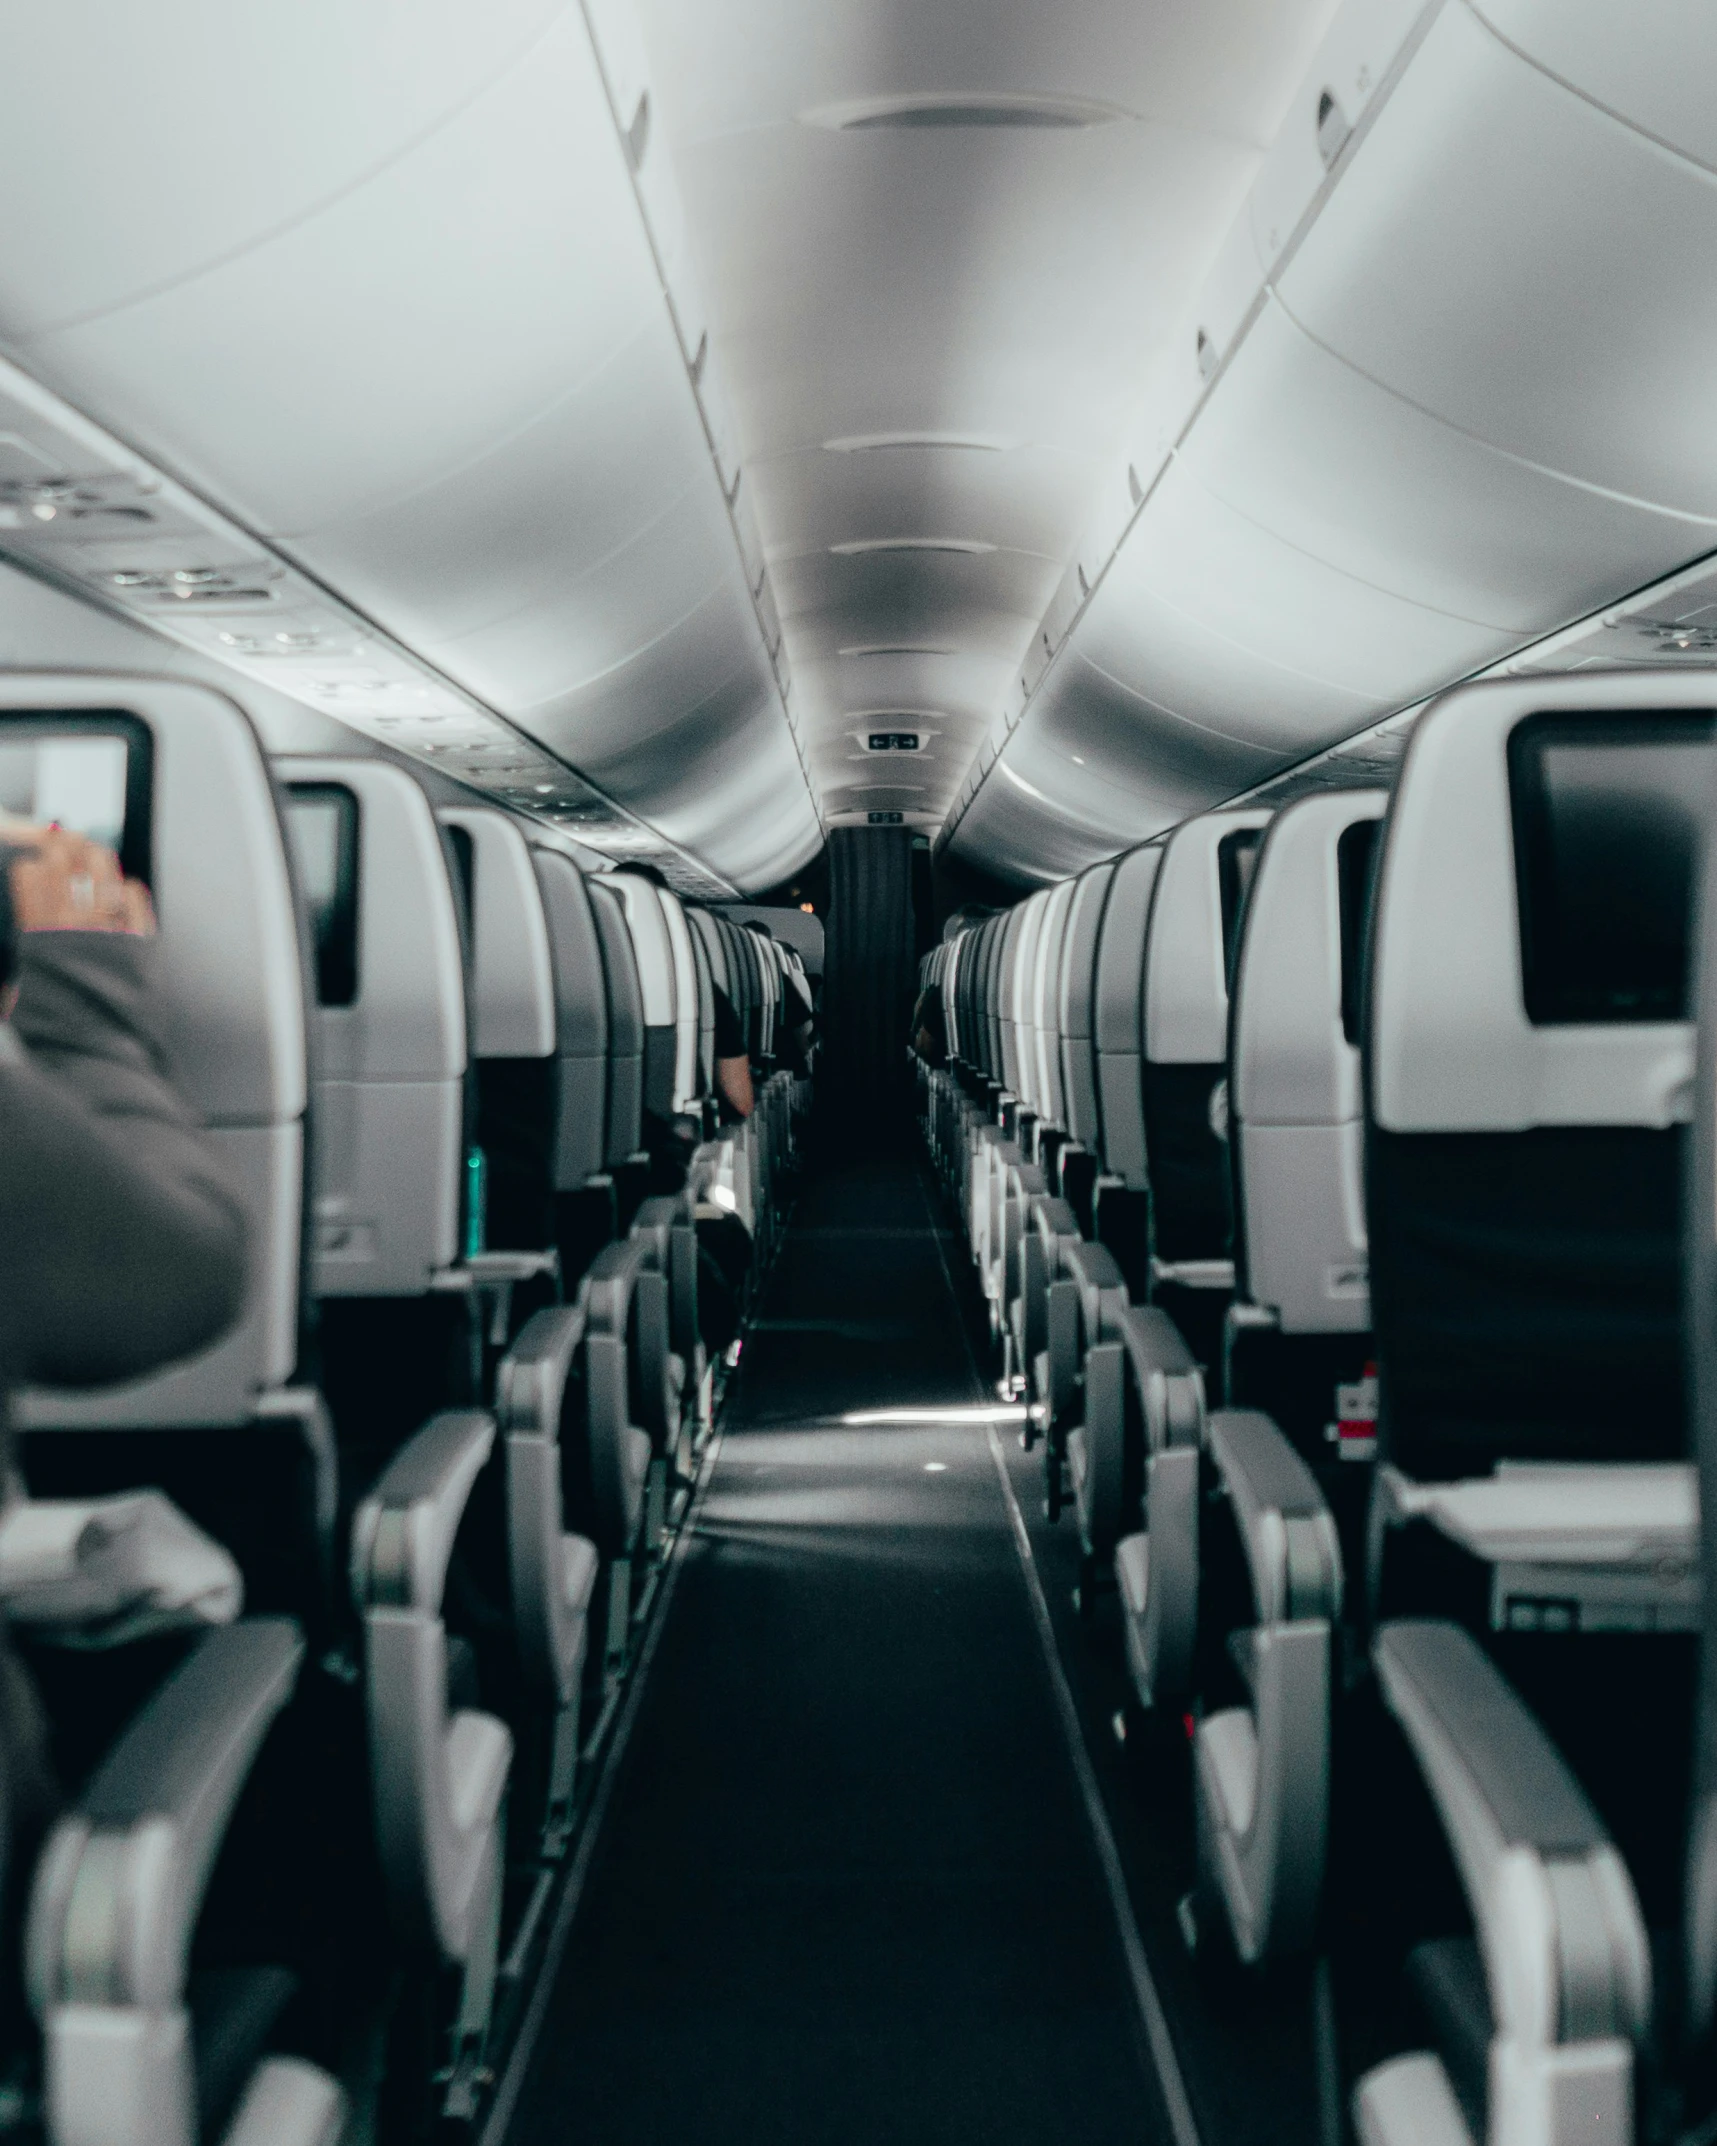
[
  {"left": 1207, "top": 1410, "right": 1341, "bottom": 1624},
  {"left": 496, "top": 1304, "right": 587, "bottom": 1439},
  {"left": 351, "top": 1411, "right": 496, "bottom": 1616},
  {"left": 1373, "top": 1621, "right": 1650, "bottom": 2054},
  {"left": 1032, "top": 1197, "right": 1080, "bottom": 1249},
  {"left": 1114, "top": 1306, "right": 1204, "bottom": 1452},
  {"left": 28, "top": 1620, "right": 304, "bottom": 2013},
  {"left": 583, "top": 1234, "right": 648, "bottom": 1336},
  {"left": 1064, "top": 1238, "right": 1128, "bottom": 1341}
]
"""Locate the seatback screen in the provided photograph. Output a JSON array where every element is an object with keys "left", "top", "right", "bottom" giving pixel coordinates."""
[
  {"left": 1509, "top": 711, "right": 1715, "bottom": 1025},
  {"left": 1338, "top": 816, "right": 1382, "bottom": 1047},
  {"left": 1218, "top": 827, "right": 1262, "bottom": 987},
  {"left": 285, "top": 784, "right": 360, "bottom": 1007},
  {"left": 0, "top": 714, "right": 151, "bottom": 882}
]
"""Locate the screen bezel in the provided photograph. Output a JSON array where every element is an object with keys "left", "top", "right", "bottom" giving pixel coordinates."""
[
  {"left": 1507, "top": 708, "right": 1716, "bottom": 1028},
  {"left": 284, "top": 781, "right": 361, "bottom": 1009},
  {"left": 0, "top": 709, "right": 154, "bottom": 885}
]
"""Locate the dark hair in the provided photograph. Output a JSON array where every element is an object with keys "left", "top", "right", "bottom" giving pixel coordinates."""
[{"left": 618, "top": 862, "right": 671, "bottom": 890}]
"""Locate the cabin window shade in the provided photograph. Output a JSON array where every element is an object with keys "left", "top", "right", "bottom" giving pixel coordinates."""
[
  {"left": 1508, "top": 710, "right": 1715, "bottom": 1026},
  {"left": 0, "top": 710, "right": 152, "bottom": 884},
  {"left": 285, "top": 782, "right": 360, "bottom": 1007}
]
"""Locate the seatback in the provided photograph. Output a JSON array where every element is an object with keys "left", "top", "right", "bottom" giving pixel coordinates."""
[
  {"left": 1016, "top": 897, "right": 1051, "bottom": 1111},
  {"left": 655, "top": 884, "right": 702, "bottom": 1113},
  {"left": 1366, "top": 675, "right": 1711, "bottom": 1479},
  {"left": 750, "top": 928, "right": 780, "bottom": 1060},
  {"left": 1142, "top": 810, "right": 1271, "bottom": 1261},
  {"left": 604, "top": 875, "right": 677, "bottom": 1120},
  {"left": 1059, "top": 862, "right": 1117, "bottom": 1151},
  {"left": 439, "top": 807, "right": 558, "bottom": 1251},
  {"left": 282, "top": 757, "right": 467, "bottom": 1299},
  {"left": 1032, "top": 878, "right": 1077, "bottom": 1132},
  {"left": 6, "top": 678, "right": 307, "bottom": 1430},
  {"left": 687, "top": 911, "right": 717, "bottom": 1099},
  {"left": 1230, "top": 792, "right": 1386, "bottom": 1334},
  {"left": 587, "top": 881, "right": 644, "bottom": 1169},
  {"left": 1092, "top": 845, "right": 1162, "bottom": 1191},
  {"left": 531, "top": 850, "right": 611, "bottom": 1191},
  {"left": 978, "top": 912, "right": 1003, "bottom": 1083}
]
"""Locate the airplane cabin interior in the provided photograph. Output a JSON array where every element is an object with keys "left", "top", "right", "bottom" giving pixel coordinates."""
[{"left": 0, "top": 6, "right": 1716, "bottom": 2146}]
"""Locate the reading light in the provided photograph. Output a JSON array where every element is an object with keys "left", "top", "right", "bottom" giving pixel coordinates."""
[
  {"left": 839, "top": 643, "right": 954, "bottom": 657},
  {"left": 823, "top": 431, "right": 1007, "bottom": 454},
  {"left": 802, "top": 91, "right": 1128, "bottom": 132},
  {"left": 830, "top": 537, "right": 995, "bottom": 556}
]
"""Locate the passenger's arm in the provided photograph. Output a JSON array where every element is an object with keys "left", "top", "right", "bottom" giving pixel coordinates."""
[
  {"left": 1, "top": 930, "right": 249, "bottom": 1389},
  {"left": 716, "top": 1051, "right": 753, "bottom": 1119}
]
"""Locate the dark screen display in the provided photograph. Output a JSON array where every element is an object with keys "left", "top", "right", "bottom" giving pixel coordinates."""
[
  {"left": 0, "top": 712, "right": 152, "bottom": 884},
  {"left": 1509, "top": 711, "right": 1715, "bottom": 1025},
  {"left": 285, "top": 784, "right": 360, "bottom": 1007},
  {"left": 444, "top": 824, "right": 475, "bottom": 960},
  {"left": 1338, "top": 816, "right": 1382, "bottom": 1047},
  {"left": 1218, "top": 828, "right": 1263, "bottom": 985}
]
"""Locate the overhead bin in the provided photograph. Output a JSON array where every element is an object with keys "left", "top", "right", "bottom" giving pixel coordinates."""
[
  {"left": 949, "top": 0, "right": 1717, "bottom": 880},
  {"left": 0, "top": 5, "right": 819, "bottom": 892}
]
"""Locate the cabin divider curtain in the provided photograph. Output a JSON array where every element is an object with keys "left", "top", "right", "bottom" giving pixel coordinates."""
[{"left": 821, "top": 827, "right": 917, "bottom": 1138}]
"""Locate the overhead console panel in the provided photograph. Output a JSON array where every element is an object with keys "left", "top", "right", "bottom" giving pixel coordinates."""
[
  {"left": 0, "top": 1, "right": 822, "bottom": 894},
  {"left": 946, "top": 0, "right": 1717, "bottom": 882}
]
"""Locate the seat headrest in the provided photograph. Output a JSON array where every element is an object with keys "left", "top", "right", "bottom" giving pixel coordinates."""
[
  {"left": 1145, "top": 810, "right": 1272, "bottom": 1066},
  {"left": 1370, "top": 675, "right": 1713, "bottom": 1133},
  {"left": 0, "top": 678, "right": 305, "bottom": 1126},
  {"left": 1057, "top": 861, "right": 1116, "bottom": 1148},
  {"left": 655, "top": 886, "right": 701, "bottom": 1112},
  {"left": 587, "top": 880, "right": 643, "bottom": 1168},
  {"left": 1032, "top": 877, "right": 1077, "bottom": 1127},
  {"left": 281, "top": 757, "right": 467, "bottom": 1297},
  {"left": 602, "top": 875, "right": 677, "bottom": 1118},
  {"left": 532, "top": 850, "right": 611, "bottom": 1189},
  {"left": 1232, "top": 791, "right": 1387, "bottom": 1130},
  {"left": 4, "top": 677, "right": 306, "bottom": 1428},
  {"left": 1092, "top": 844, "right": 1162, "bottom": 1187},
  {"left": 438, "top": 808, "right": 555, "bottom": 1062}
]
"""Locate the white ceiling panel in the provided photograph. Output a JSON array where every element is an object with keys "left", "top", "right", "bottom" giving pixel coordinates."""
[
  {"left": 0, "top": 3, "right": 818, "bottom": 891},
  {"left": 950, "top": 0, "right": 1717, "bottom": 881},
  {"left": 1275, "top": 1, "right": 1717, "bottom": 521},
  {"left": 633, "top": 0, "right": 1347, "bottom": 830}
]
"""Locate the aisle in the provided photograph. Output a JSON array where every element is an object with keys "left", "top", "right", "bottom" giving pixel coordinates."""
[{"left": 501, "top": 1154, "right": 1175, "bottom": 2146}]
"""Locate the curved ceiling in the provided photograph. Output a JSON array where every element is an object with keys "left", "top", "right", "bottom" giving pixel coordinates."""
[
  {"left": 0, "top": 1, "right": 1709, "bottom": 893},
  {"left": 629, "top": 0, "right": 1348, "bottom": 836}
]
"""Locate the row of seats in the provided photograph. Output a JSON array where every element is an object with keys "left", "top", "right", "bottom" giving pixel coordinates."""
[
  {"left": 0, "top": 676, "right": 811, "bottom": 2146},
  {"left": 918, "top": 671, "right": 1717, "bottom": 2146}
]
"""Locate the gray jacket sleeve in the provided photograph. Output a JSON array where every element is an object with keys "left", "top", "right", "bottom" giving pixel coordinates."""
[{"left": 0, "top": 932, "right": 250, "bottom": 1392}]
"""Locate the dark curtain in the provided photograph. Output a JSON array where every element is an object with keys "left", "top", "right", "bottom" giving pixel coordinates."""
[{"left": 820, "top": 827, "right": 917, "bottom": 1139}]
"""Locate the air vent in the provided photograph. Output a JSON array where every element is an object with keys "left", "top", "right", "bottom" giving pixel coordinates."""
[
  {"left": 867, "top": 732, "right": 921, "bottom": 752},
  {"left": 823, "top": 432, "right": 1007, "bottom": 454},
  {"left": 868, "top": 810, "right": 906, "bottom": 824},
  {"left": 1316, "top": 89, "right": 1351, "bottom": 169},
  {"left": 830, "top": 537, "right": 995, "bottom": 556},
  {"left": 1196, "top": 329, "right": 1218, "bottom": 382},
  {"left": 803, "top": 91, "right": 1127, "bottom": 132}
]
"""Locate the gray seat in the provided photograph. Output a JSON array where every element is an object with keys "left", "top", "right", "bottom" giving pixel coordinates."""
[
  {"left": 279, "top": 758, "right": 513, "bottom": 2096},
  {"left": 0, "top": 678, "right": 341, "bottom": 2142},
  {"left": 1352, "top": 671, "right": 1714, "bottom": 2146},
  {"left": 1170, "top": 791, "right": 1384, "bottom": 1969}
]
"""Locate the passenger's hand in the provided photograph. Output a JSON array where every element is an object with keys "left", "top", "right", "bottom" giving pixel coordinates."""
[{"left": 2, "top": 823, "right": 154, "bottom": 936}]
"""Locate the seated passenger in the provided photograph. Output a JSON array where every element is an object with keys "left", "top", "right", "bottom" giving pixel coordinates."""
[
  {"left": 912, "top": 979, "right": 946, "bottom": 1068},
  {"left": 713, "top": 976, "right": 753, "bottom": 1119},
  {"left": 0, "top": 823, "right": 249, "bottom": 1408}
]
